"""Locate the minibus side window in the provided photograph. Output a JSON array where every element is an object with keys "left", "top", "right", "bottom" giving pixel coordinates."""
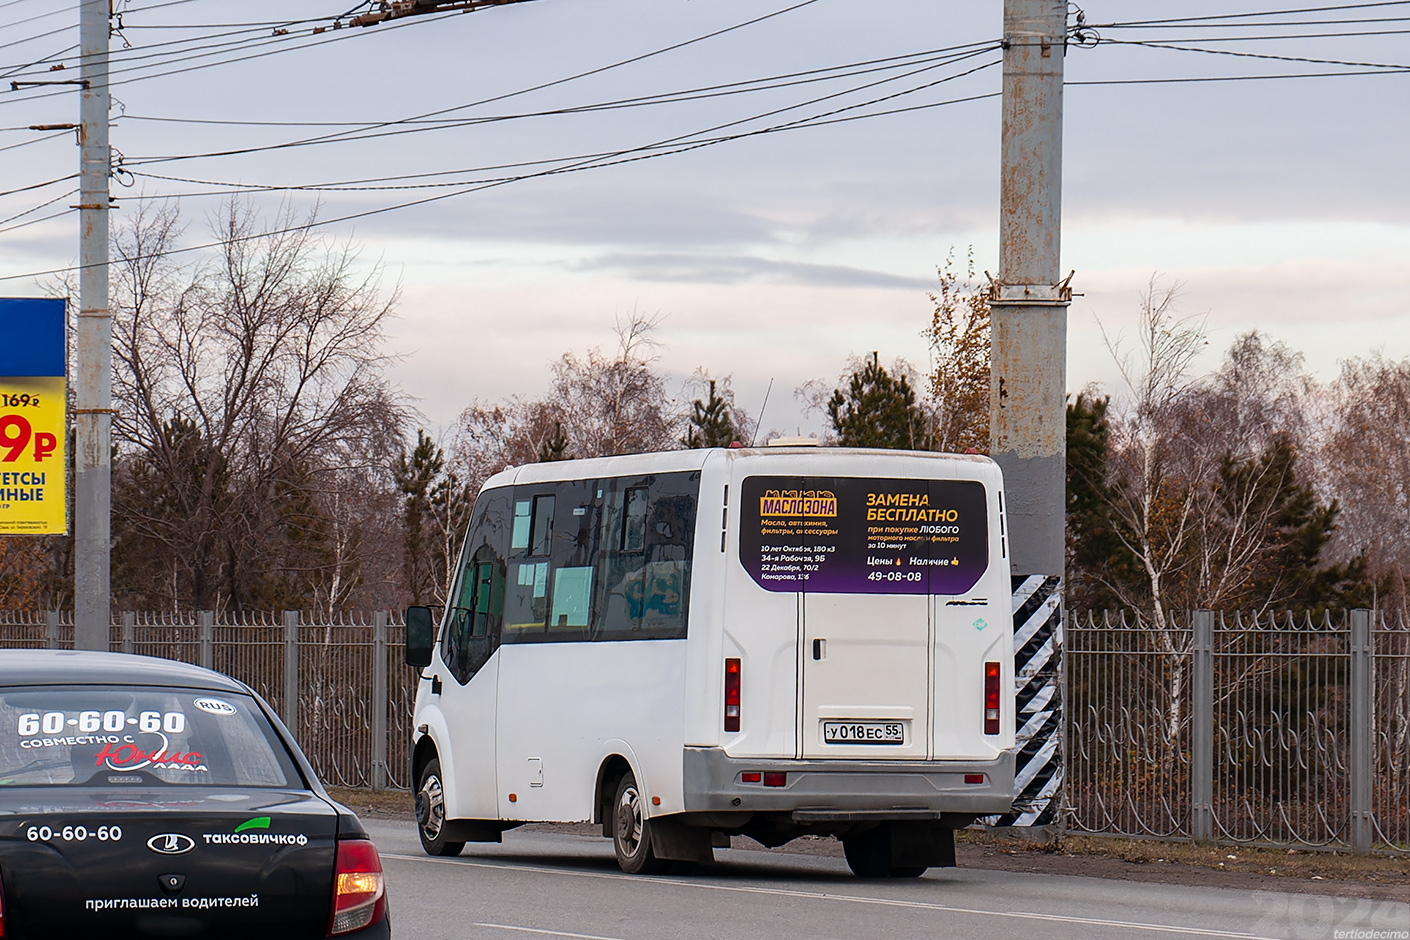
[
  {"left": 638, "top": 473, "right": 696, "bottom": 638},
  {"left": 545, "top": 480, "right": 599, "bottom": 641},
  {"left": 595, "top": 471, "right": 698, "bottom": 641},
  {"left": 442, "top": 489, "right": 511, "bottom": 684},
  {"left": 505, "top": 484, "right": 603, "bottom": 642}
]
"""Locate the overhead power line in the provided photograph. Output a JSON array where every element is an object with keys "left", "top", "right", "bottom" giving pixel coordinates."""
[
  {"left": 0, "top": 207, "right": 71, "bottom": 237},
  {"left": 0, "top": 130, "right": 69, "bottom": 154},
  {"left": 0, "top": 187, "right": 78, "bottom": 230},
  {"left": 6, "top": 5, "right": 71, "bottom": 31},
  {"left": 0, "top": 14, "right": 335, "bottom": 80},
  {"left": 119, "top": 43, "right": 999, "bottom": 166},
  {"left": 1102, "top": 15, "right": 1410, "bottom": 29},
  {"left": 123, "top": 65, "right": 1002, "bottom": 199},
  {"left": 0, "top": 22, "right": 72, "bottom": 57},
  {"left": 0, "top": 57, "right": 1003, "bottom": 283},
  {"left": 0, "top": 0, "right": 822, "bottom": 112},
  {"left": 254, "top": 0, "right": 831, "bottom": 157},
  {"left": 1115, "top": 28, "right": 1410, "bottom": 42},
  {"left": 1098, "top": 38, "right": 1409, "bottom": 70},
  {"left": 1068, "top": 66, "right": 1410, "bottom": 84},
  {"left": 1098, "top": 1, "right": 1410, "bottom": 28},
  {"left": 0, "top": 7, "right": 438, "bottom": 107},
  {"left": 115, "top": 40, "right": 996, "bottom": 130}
]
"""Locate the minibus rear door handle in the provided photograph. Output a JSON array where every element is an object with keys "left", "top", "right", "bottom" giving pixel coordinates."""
[{"left": 812, "top": 638, "right": 825, "bottom": 661}]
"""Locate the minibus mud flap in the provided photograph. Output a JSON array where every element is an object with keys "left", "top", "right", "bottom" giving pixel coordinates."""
[
  {"left": 440, "top": 819, "right": 522, "bottom": 843},
  {"left": 647, "top": 817, "right": 714, "bottom": 863}
]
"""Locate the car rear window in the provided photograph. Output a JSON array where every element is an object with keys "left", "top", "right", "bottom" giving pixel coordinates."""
[{"left": 0, "top": 686, "right": 300, "bottom": 788}]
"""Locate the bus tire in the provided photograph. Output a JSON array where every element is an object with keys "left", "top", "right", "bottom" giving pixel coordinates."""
[
  {"left": 843, "top": 825, "right": 931, "bottom": 878},
  {"left": 612, "top": 772, "right": 667, "bottom": 875},
  {"left": 416, "top": 758, "right": 465, "bottom": 857},
  {"left": 842, "top": 827, "right": 891, "bottom": 878}
]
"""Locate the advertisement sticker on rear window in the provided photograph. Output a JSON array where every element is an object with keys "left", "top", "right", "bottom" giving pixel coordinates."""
[{"left": 738, "top": 475, "right": 988, "bottom": 595}]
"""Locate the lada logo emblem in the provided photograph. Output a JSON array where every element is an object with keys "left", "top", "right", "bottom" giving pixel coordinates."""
[{"left": 146, "top": 833, "right": 195, "bottom": 855}]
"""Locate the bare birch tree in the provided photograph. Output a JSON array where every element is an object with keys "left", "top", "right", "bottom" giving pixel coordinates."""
[
  {"left": 1320, "top": 353, "right": 1410, "bottom": 609},
  {"left": 1098, "top": 278, "right": 1211, "bottom": 624},
  {"left": 109, "top": 199, "right": 406, "bottom": 612},
  {"left": 548, "top": 311, "right": 680, "bottom": 457}
]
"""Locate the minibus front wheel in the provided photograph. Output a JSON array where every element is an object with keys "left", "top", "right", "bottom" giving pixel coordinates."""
[{"left": 416, "top": 757, "right": 466, "bottom": 858}]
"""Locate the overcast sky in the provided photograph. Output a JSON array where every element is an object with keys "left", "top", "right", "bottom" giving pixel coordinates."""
[{"left": 2, "top": 0, "right": 1407, "bottom": 437}]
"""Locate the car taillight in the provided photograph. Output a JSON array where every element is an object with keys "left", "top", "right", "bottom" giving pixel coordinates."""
[
  {"left": 984, "top": 661, "right": 1001, "bottom": 735},
  {"left": 328, "top": 839, "right": 385, "bottom": 937},
  {"left": 724, "top": 658, "right": 741, "bottom": 732}
]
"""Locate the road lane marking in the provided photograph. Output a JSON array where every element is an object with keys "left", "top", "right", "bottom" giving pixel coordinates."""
[
  {"left": 477, "top": 924, "right": 628, "bottom": 940},
  {"left": 381, "top": 853, "right": 1286, "bottom": 939}
]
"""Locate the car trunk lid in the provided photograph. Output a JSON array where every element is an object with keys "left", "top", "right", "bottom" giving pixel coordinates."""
[{"left": 0, "top": 788, "right": 339, "bottom": 939}]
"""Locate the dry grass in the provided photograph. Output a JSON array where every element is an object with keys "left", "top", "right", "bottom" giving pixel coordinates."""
[
  {"left": 328, "top": 786, "right": 415, "bottom": 819},
  {"left": 957, "top": 827, "right": 1409, "bottom": 884}
]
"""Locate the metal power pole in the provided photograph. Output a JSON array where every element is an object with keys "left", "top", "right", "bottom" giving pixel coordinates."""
[
  {"left": 74, "top": 0, "right": 112, "bottom": 651},
  {"left": 989, "top": 0, "right": 1070, "bottom": 828}
]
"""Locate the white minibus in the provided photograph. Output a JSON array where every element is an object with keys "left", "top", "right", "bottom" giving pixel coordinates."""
[{"left": 404, "top": 444, "right": 1016, "bottom": 877}]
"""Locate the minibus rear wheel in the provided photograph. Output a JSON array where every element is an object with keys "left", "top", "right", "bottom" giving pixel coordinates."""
[
  {"left": 612, "top": 772, "right": 667, "bottom": 875},
  {"left": 842, "top": 825, "right": 927, "bottom": 878}
]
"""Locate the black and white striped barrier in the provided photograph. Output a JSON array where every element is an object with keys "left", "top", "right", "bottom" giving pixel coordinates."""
[{"left": 991, "top": 574, "right": 1063, "bottom": 827}]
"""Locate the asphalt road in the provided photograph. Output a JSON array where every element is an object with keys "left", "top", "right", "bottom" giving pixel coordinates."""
[{"left": 363, "top": 820, "right": 1409, "bottom": 940}]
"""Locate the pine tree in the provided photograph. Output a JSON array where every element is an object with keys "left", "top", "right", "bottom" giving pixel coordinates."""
[
  {"left": 1065, "top": 393, "right": 1139, "bottom": 611},
  {"left": 682, "top": 380, "right": 737, "bottom": 448},
  {"left": 537, "top": 421, "right": 570, "bottom": 462},
  {"left": 1216, "top": 436, "right": 1383, "bottom": 613},
  {"left": 393, "top": 429, "right": 445, "bottom": 604},
  {"left": 827, "top": 352, "right": 929, "bottom": 449}
]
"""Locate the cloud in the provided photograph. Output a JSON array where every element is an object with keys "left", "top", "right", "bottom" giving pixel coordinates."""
[{"left": 572, "top": 252, "right": 934, "bottom": 289}]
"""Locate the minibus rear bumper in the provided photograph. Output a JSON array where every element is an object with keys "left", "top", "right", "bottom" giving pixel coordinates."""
[{"left": 682, "top": 746, "right": 1016, "bottom": 817}]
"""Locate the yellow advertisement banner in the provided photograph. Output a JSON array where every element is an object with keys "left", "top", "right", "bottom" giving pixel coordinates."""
[{"left": 0, "top": 376, "right": 67, "bottom": 535}]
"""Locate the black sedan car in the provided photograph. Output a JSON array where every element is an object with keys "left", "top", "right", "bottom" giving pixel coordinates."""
[{"left": 0, "top": 649, "right": 390, "bottom": 938}]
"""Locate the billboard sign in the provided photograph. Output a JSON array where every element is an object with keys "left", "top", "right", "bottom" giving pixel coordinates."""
[
  {"left": 737, "top": 474, "right": 989, "bottom": 596},
  {"left": 0, "top": 298, "right": 67, "bottom": 535}
]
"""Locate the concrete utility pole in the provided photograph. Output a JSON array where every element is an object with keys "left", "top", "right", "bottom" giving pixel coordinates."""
[
  {"left": 74, "top": 0, "right": 112, "bottom": 651},
  {"left": 989, "top": 0, "right": 1070, "bottom": 827}
]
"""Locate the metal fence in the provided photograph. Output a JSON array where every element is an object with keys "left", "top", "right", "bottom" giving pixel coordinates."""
[
  {"left": 3, "top": 606, "right": 1406, "bottom": 856},
  {"left": 1067, "top": 608, "right": 1409, "bottom": 855},
  {"left": 0, "top": 609, "right": 416, "bottom": 790}
]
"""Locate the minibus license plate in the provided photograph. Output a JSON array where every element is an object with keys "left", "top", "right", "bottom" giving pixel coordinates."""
[{"left": 823, "top": 721, "right": 903, "bottom": 744}]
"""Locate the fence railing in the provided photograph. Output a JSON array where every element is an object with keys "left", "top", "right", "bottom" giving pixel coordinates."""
[
  {"left": 1066, "top": 608, "right": 1409, "bottom": 856},
  {"left": 0, "top": 609, "right": 415, "bottom": 790},
  {"left": 2, "top": 607, "right": 1406, "bottom": 855}
]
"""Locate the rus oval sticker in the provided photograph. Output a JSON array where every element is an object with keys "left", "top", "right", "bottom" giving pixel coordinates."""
[
  {"left": 193, "top": 698, "right": 237, "bottom": 716},
  {"left": 147, "top": 833, "right": 195, "bottom": 855}
]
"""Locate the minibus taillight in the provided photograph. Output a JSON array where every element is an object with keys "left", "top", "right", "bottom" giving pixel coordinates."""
[
  {"left": 724, "top": 658, "right": 741, "bottom": 732},
  {"left": 984, "top": 661, "right": 1001, "bottom": 735}
]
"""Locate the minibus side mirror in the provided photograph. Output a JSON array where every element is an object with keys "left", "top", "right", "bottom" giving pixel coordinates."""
[{"left": 405, "top": 606, "right": 435, "bottom": 668}]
